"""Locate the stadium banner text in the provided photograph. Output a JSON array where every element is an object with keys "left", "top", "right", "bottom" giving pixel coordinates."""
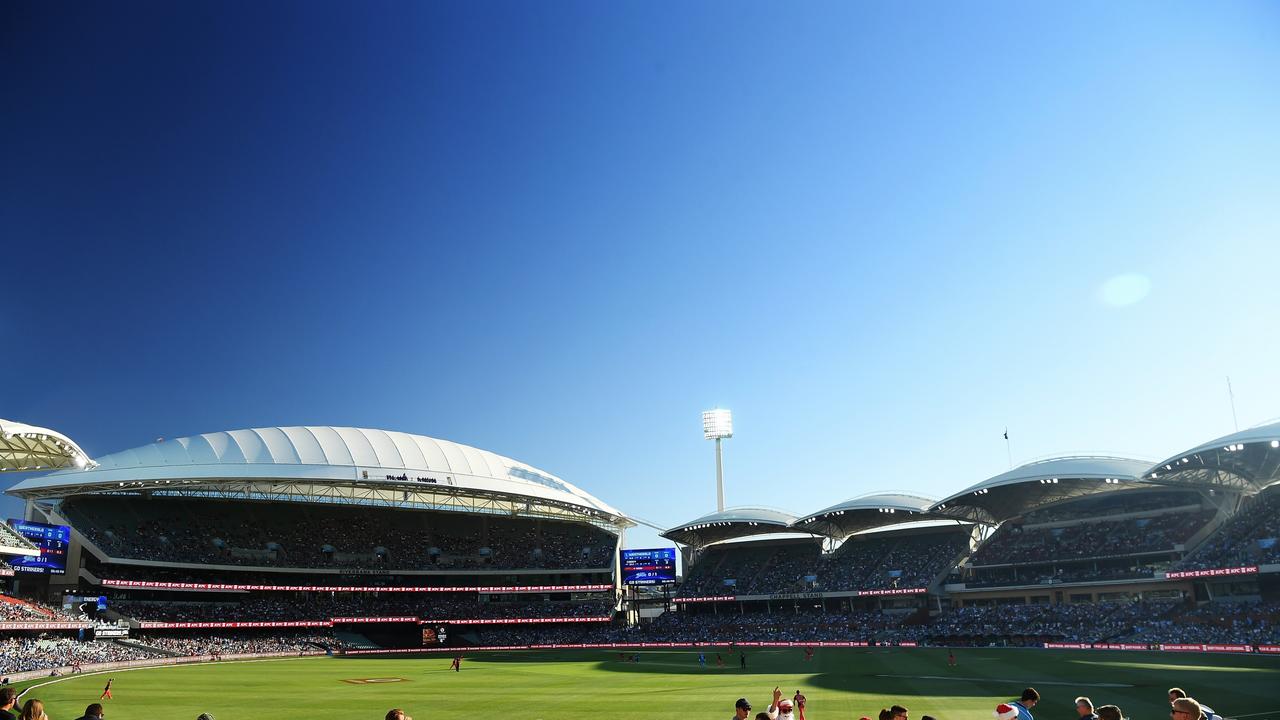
[
  {"left": 1163, "top": 565, "right": 1259, "bottom": 580},
  {"left": 0, "top": 621, "right": 93, "bottom": 630},
  {"left": 674, "top": 587, "right": 926, "bottom": 603},
  {"left": 1045, "top": 641, "right": 1267, "bottom": 653},
  {"left": 102, "top": 579, "right": 613, "bottom": 594},
  {"left": 137, "top": 616, "right": 613, "bottom": 629}
]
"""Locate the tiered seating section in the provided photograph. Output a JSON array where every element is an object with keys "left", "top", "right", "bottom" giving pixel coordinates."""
[
  {"left": 1176, "top": 490, "right": 1280, "bottom": 570},
  {"left": 676, "top": 531, "right": 966, "bottom": 598},
  {"left": 962, "top": 491, "right": 1216, "bottom": 587},
  {"left": 0, "top": 593, "right": 86, "bottom": 623},
  {"left": 62, "top": 496, "right": 616, "bottom": 570}
]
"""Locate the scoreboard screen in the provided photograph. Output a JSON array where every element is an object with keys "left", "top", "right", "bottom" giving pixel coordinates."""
[
  {"left": 621, "top": 547, "right": 677, "bottom": 585},
  {"left": 6, "top": 519, "right": 70, "bottom": 575}
]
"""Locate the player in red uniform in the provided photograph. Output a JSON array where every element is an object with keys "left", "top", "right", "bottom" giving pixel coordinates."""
[
  {"left": 99, "top": 678, "right": 114, "bottom": 700},
  {"left": 803, "top": 646, "right": 815, "bottom": 662},
  {"left": 450, "top": 655, "right": 462, "bottom": 672},
  {"left": 948, "top": 649, "right": 956, "bottom": 667}
]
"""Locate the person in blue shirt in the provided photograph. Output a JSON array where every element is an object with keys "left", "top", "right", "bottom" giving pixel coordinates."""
[{"left": 1013, "top": 688, "right": 1040, "bottom": 720}]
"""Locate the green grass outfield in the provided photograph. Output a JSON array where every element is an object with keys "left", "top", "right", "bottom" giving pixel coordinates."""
[{"left": 14, "top": 648, "right": 1280, "bottom": 720}]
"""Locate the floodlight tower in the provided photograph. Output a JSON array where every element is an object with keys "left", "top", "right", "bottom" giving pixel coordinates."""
[{"left": 702, "top": 409, "right": 733, "bottom": 512}]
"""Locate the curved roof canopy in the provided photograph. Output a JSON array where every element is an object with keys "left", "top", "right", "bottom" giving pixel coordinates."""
[
  {"left": 662, "top": 507, "right": 799, "bottom": 547},
  {"left": 793, "top": 492, "right": 948, "bottom": 538},
  {"left": 0, "top": 419, "right": 94, "bottom": 473},
  {"left": 1146, "top": 420, "right": 1280, "bottom": 493},
  {"left": 930, "top": 456, "right": 1152, "bottom": 524},
  {"left": 6, "top": 426, "right": 630, "bottom": 528}
]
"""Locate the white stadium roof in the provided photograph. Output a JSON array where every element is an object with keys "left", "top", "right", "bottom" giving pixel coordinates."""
[
  {"left": 0, "top": 418, "right": 94, "bottom": 473},
  {"left": 793, "top": 492, "right": 950, "bottom": 539},
  {"left": 1146, "top": 419, "right": 1280, "bottom": 492},
  {"left": 6, "top": 426, "right": 631, "bottom": 528},
  {"left": 662, "top": 507, "right": 800, "bottom": 546},
  {"left": 930, "top": 455, "right": 1154, "bottom": 524}
]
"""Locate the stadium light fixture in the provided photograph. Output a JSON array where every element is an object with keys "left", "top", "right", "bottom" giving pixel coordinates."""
[{"left": 702, "top": 409, "right": 733, "bottom": 512}]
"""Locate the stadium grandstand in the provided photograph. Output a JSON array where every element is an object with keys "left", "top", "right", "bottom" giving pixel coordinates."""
[
  {"left": 1, "top": 426, "right": 630, "bottom": 677},
  {"left": 4, "top": 419, "right": 1280, "bottom": 680}
]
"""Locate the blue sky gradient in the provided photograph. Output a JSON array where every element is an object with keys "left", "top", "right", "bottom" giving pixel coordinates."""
[{"left": 4, "top": 1, "right": 1280, "bottom": 546}]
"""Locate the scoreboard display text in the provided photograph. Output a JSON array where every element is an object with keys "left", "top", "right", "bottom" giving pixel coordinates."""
[{"left": 621, "top": 548, "right": 677, "bottom": 585}]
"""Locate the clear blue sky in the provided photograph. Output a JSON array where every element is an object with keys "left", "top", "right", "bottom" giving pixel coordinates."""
[{"left": 4, "top": 1, "right": 1280, "bottom": 549}]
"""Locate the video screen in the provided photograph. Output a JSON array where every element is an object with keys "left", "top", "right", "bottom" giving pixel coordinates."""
[
  {"left": 6, "top": 519, "right": 71, "bottom": 575},
  {"left": 620, "top": 547, "right": 677, "bottom": 585}
]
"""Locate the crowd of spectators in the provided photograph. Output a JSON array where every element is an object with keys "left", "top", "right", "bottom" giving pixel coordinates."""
[
  {"left": 460, "top": 597, "right": 1280, "bottom": 647},
  {"left": 677, "top": 532, "right": 967, "bottom": 598},
  {"left": 63, "top": 496, "right": 616, "bottom": 571},
  {"left": 921, "top": 600, "right": 1180, "bottom": 645},
  {"left": 0, "top": 636, "right": 161, "bottom": 675},
  {"left": 963, "top": 563, "right": 1161, "bottom": 588},
  {"left": 111, "top": 595, "right": 613, "bottom": 623},
  {"left": 1119, "top": 601, "right": 1280, "bottom": 644},
  {"left": 1176, "top": 491, "right": 1280, "bottom": 570},
  {"left": 133, "top": 630, "right": 337, "bottom": 656},
  {"left": 970, "top": 509, "right": 1215, "bottom": 567},
  {"left": 0, "top": 594, "right": 87, "bottom": 623}
]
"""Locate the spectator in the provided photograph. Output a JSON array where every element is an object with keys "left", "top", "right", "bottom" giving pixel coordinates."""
[
  {"left": 734, "top": 698, "right": 753, "bottom": 719},
  {"left": 0, "top": 688, "right": 17, "bottom": 720},
  {"left": 385, "top": 710, "right": 410, "bottom": 720},
  {"left": 18, "top": 700, "right": 46, "bottom": 720},
  {"left": 73, "top": 705, "right": 103, "bottom": 720},
  {"left": 1096, "top": 706, "right": 1122, "bottom": 720},
  {"left": 1014, "top": 689, "right": 1040, "bottom": 720},
  {"left": 1076, "top": 697, "right": 1097, "bottom": 720},
  {"left": 1169, "top": 690, "right": 1217, "bottom": 720},
  {"left": 1171, "top": 698, "right": 1202, "bottom": 720}
]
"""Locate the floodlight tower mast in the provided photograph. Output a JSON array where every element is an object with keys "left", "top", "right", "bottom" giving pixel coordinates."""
[{"left": 702, "top": 409, "right": 733, "bottom": 512}]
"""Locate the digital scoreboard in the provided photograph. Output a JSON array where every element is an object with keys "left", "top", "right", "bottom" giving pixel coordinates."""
[
  {"left": 621, "top": 547, "right": 677, "bottom": 585},
  {"left": 6, "top": 519, "right": 71, "bottom": 575}
]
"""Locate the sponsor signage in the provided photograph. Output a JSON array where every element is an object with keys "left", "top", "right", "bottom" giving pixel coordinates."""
[
  {"left": 101, "top": 579, "right": 612, "bottom": 593},
  {"left": 0, "top": 621, "right": 92, "bottom": 630},
  {"left": 331, "top": 616, "right": 419, "bottom": 624},
  {"left": 0, "top": 567, "right": 14, "bottom": 577},
  {"left": 1046, "top": 642, "right": 1257, "bottom": 654},
  {"left": 1164, "top": 566, "right": 1259, "bottom": 580},
  {"left": 139, "top": 621, "right": 332, "bottom": 629},
  {"left": 675, "top": 587, "right": 926, "bottom": 603},
  {"left": 858, "top": 587, "right": 927, "bottom": 597},
  {"left": 419, "top": 616, "right": 612, "bottom": 625}
]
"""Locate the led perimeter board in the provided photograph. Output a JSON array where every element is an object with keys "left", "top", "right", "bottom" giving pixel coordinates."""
[
  {"left": 6, "top": 519, "right": 70, "bottom": 575},
  {"left": 621, "top": 547, "right": 677, "bottom": 585}
]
